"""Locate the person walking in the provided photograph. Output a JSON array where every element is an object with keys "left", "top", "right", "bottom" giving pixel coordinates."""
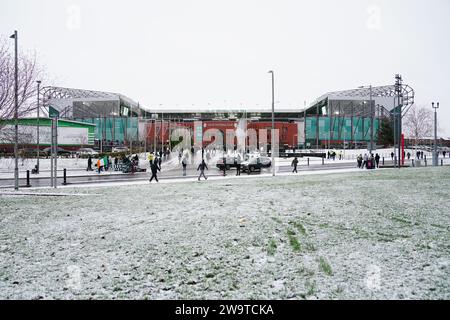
[
  {"left": 407, "top": 152, "right": 411, "bottom": 160},
  {"left": 363, "top": 154, "right": 368, "bottom": 169},
  {"left": 375, "top": 153, "right": 380, "bottom": 168},
  {"left": 357, "top": 154, "right": 363, "bottom": 169},
  {"left": 114, "top": 157, "right": 119, "bottom": 171},
  {"left": 222, "top": 156, "right": 227, "bottom": 176},
  {"left": 236, "top": 153, "right": 242, "bottom": 176},
  {"left": 87, "top": 155, "right": 93, "bottom": 171},
  {"left": 391, "top": 152, "right": 394, "bottom": 161},
  {"left": 158, "top": 155, "right": 162, "bottom": 168},
  {"left": 97, "top": 158, "right": 102, "bottom": 174},
  {"left": 291, "top": 157, "right": 299, "bottom": 173},
  {"left": 197, "top": 159, "right": 208, "bottom": 181},
  {"left": 149, "top": 160, "right": 161, "bottom": 183},
  {"left": 178, "top": 150, "right": 182, "bottom": 164},
  {"left": 148, "top": 152, "right": 154, "bottom": 166},
  {"left": 182, "top": 157, "right": 187, "bottom": 176}
]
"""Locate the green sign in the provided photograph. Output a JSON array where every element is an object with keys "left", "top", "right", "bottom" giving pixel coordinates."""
[{"left": 49, "top": 106, "right": 60, "bottom": 118}]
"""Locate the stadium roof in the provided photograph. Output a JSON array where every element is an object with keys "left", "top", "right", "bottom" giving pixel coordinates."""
[
  {"left": 309, "top": 84, "right": 415, "bottom": 115},
  {"left": 40, "top": 86, "right": 140, "bottom": 108}
]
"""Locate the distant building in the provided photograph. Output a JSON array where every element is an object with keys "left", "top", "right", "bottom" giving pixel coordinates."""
[
  {"left": 0, "top": 118, "right": 95, "bottom": 154},
  {"left": 39, "top": 86, "right": 142, "bottom": 150}
]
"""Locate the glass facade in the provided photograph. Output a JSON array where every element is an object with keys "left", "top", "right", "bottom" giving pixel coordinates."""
[
  {"left": 74, "top": 117, "right": 140, "bottom": 144},
  {"left": 303, "top": 98, "right": 382, "bottom": 147}
]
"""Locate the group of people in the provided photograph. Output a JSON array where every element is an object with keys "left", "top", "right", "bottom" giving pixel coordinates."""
[
  {"left": 86, "top": 155, "right": 114, "bottom": 173},
  {"left": 327, "top": 150, "right": 346, "bottom": 161},
  {"left": 87, "top": 154, "right": 141, "bottom": 173},
  {"left": 357, "top": 153, "right": 380, "bottom": 169}
]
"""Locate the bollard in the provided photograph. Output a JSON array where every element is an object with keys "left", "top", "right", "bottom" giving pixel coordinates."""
[
  {"left": 425, "top": 159, "right": 427, "bottom": 167},
  {"left": 26, "top": 170, "right": 31, "bottom": 187},
  {"left": 322, "top": 157, "right": 324, "bottom": 165},
  {"left": 394, "top": 156, "right": 397, "bottom": 166},
  {"left": 63, "top": 168, "right": 67, "bottom": 185},
  {"left": 441, "top": 159, "right": 443, "bottom": 166},
  {"left": 412, "top": 159, "right": 415, "bottom": 167},
  {"left": 382, "top": 157, "right": 385, "bottom": 165},
  {"left": 307, "top": 158, "right": 310, "bottom": 166}
]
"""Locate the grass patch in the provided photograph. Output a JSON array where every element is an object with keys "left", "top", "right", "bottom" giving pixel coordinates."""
[
  {"left": 431, "top": 224, "right": 448, "bottom": 230},
  {"left": 318, "top": 257, "right": 333, "bottom": 276},
  {"left": 289, "top": 221, "right": 307, "bottom": 235},
  {"left": 267, "top": 239, "right": 277, "bottom": 256},
  {"left": 377, "top": 232, "right": 411, "bottom": 240},
  {"left": 305, "top": 279, "right": 316, "bottom": 296},
  {"left": 391, "top": 216, "right": 413, "bottom": 225},
  {"left": 271, "top": 217, "right": 282, "bottom": 224},
  {"left": 304, "top": 242, "right": 317, "bottom": 252},
  {"left": 298, "top": 266, "right": 315, "bottom": 277},
  {"left": 287, "top": 229, "right": 301, "bottom": 252}
]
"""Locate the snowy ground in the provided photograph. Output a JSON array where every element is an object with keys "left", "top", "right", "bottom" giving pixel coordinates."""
[{"left": 0, "top": 166, "right": 449, "bottom": 299}]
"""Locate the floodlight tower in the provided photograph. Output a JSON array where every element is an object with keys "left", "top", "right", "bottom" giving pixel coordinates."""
[
  {"left": 432, "top": 102, "right": 439, "bottom": 166},
  {"left": 394, "top": 74, "right": 403, "bottom": 169}
]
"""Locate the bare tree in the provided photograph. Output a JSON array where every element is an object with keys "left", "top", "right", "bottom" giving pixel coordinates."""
[
  {"left": 0, "top": 37, "right": 44, "bottom": 120},
  {"left": 403, "top": 104, "right": 434, "bottom": 145}
]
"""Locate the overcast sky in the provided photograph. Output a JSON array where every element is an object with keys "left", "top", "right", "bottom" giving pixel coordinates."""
[{"left": 1, "top": 0, "right": 449, "bottom": 135}]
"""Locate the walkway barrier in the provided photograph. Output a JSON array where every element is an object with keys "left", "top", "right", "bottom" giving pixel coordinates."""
[
  {"left": 63, "top": 169, "right": 68, "bottom": 185},
  {"left": 26, "top": 170, "right": 31, "bottom": 188}
]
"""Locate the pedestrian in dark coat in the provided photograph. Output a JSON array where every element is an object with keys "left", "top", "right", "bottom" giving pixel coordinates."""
[
  {"left": 222, "top": 157, "right": 227, "bottom": 176},
  {"left": 149, "top": 161, "right": 161, "bottom": 183},
  {"left": 291, "top": 157, "right": 299, "bottom": 173},
  {"left": 87, "top": 155, "right": 93, "bottom": 171},
  {"left": 182, "top": 157, "right": 187, "bottom": 176},
  {"left": 197, "top": 160, "right": 208, "bottom": 181},
  {"left": 375, "top": 153, "right": 380, "bottom": 168}
]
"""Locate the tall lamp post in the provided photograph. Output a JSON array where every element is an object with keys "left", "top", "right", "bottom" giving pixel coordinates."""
[
  {"left": 36, "top": 80, "right": 41, "bottom": 174},
  {"left": 359, "top": 85, "right": 373, "bottom": 154},
  {"left": 268, "top": 70, "right": 275, "bottom": 177},
  {"left": 432, "top": 102, "right": 439, "bottom": 166},
  {"left": 10, "top": 31, "right": 19, "bottom": 190}
]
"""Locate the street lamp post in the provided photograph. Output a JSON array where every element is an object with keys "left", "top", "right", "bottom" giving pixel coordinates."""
[
  {"left": 36, "top": 80, "right": 41, "bottom": 174},
  {"left": 359, "top": 85, "right": 374, "bottom": 154},
  {"left": 153, "top": 115, "right": 157, "bottom": 153},
  {"left": 10, "top": 31, "right": 19, "bottom": 190},
  {"left": 432, "top": 102, "right": 439, "bottom": 166},
  {"left": 268, "top": 71, "right": 275, "bottom": 177},
  {"left": 369, "top": 85, "right": 374, "bottom": 154}
]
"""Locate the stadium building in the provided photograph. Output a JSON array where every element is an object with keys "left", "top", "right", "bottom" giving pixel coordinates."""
[{"left": 31, "top": 82, "right": 414, "bottom": 152}]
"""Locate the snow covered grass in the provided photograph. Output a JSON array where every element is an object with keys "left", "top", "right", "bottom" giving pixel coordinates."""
[{"left": 0, "top": 166, "right": 449, "bottom": 300}]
